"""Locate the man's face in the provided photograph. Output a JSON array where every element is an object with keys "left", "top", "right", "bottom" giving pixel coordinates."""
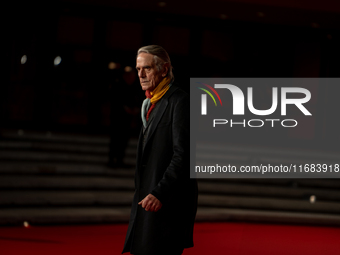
[{"left": 136, "top": 53, "right": 163, "bottom": 91}]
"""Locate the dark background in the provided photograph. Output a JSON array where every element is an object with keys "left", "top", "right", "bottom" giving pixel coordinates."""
[
  {"left": 2, "top": 0, "right": 340, "bottom": 230},
  {"left": 5, "top": 0, "right": 340, "bottom": 142}
]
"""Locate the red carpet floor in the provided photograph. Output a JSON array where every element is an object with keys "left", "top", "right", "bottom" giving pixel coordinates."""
[{"left": 1, "top": 222, "right": 340, "bottom": 255}]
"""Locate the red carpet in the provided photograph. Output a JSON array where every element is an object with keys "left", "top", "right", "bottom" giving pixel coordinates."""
[{"left": 1, "top": 222, "right": 340, "bottom": 255}]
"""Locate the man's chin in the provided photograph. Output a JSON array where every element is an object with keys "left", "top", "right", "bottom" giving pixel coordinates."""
[{"left": 141, "top": 84, "right": 150, "bottom": 91}]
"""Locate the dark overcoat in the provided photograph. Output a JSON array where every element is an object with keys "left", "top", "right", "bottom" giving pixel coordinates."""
[{"left": 122, "top": 84, "right": 198, "bottom": 254}]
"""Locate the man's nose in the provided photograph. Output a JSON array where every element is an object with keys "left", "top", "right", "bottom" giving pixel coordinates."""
[{"left": 138, "top": 69, "right": 146, "bottom": 78}]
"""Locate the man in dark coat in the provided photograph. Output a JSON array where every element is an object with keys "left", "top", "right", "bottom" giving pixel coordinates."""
[{"left": 122, "top": 45, "right": 198, "bottom": 255}]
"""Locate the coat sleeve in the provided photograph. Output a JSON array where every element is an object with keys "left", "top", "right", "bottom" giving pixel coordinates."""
[{"left": 150, "top": 91, "right": 190, "bottom": 204}]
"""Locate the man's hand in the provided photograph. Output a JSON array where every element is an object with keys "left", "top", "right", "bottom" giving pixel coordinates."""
[{"left": 138, "top": 194, "right": 162, "bottom": 212}]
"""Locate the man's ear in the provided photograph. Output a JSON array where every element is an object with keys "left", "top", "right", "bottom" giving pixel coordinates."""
[{"left": 162, "top": 63, "right": 170, "bottom": 77}]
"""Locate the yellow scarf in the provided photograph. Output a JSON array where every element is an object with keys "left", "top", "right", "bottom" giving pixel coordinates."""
[{"left": 150, "top": 77, "right": 172, "bottom": 104}]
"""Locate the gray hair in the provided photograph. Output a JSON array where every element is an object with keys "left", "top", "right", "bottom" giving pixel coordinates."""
[{"left": 137, "top": 45, "right": 174, "bottom": 80}]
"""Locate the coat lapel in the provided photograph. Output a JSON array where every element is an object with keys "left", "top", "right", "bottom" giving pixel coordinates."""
[{"left": 143, "top": 85, "right": 179, "bottom": 150}]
